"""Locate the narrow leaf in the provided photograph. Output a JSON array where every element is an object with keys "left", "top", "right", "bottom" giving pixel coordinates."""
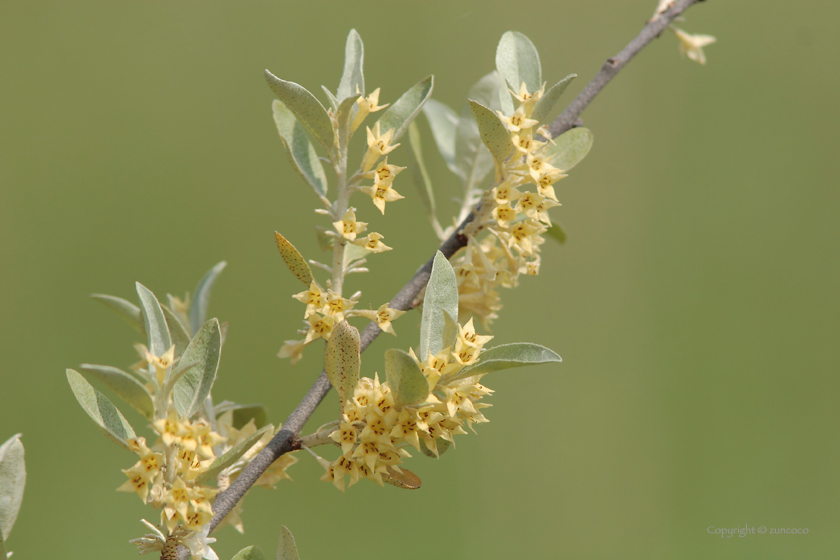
[
  {"left": 385, "top": 349, "right": 429, "bottom": 408},
  {"left": 229, "top": 404, "right": 269, "bottom": 430},
  {"left": 274, "top": 232, "right": 314, "bottom": 285},
  {"left": 67, "top": 369, "right": 136, "bottom": 449},
  {"left": 496, "top": 31, "right": 542, "bottom": 114},
  {"left": 334, "top": 94, "right": 361, "bottom": 149},
  {"left": 382, "top": 466, "right": 422, "bottom": 489},
  {"left": 420, "top": 252, "right": 459, "bottom": 359},
  {"left": 530, "top": 74, "right": 576, "bottom": 125},
  {"left": 468, "top": 100, "right": 513, "bottom": 178},
  {"left": 420, "top": 437, "right": 451, "bottom": 458},
  {"left": 406, "top": 121, "right": 437, "bottom": 223},
  {"left": 544, "top": 127, "right": 593, "bottom": 172},
  {"left": 195, "top": 424, "right": 272, "bottom": 484},
  {"left": 376, "top": 75, "right": 434, "bottom": 144},
  {"left": 173, "top": 319, "right": 222, "bottom": 419},
  {"left": 79, "top": 364, "right": 155, "bottom": 419},
  {"left": 265, "top": 71, "right": 335, "bottom": 151},
  {"left": 337, "top": 29, "right": 364, "bottom": 102},
  {"left": 321, "top": 85, "right": 339, "bottom": 111},
  {"left": 453, "top": 72, "right": 500, "bottom": 191},
  {"left": 272, "top": 99, "right": 329, "bottom": 198},
  {"left": 162, "top": 305, "right": 191, "bottom": 360},
  {"left": 324, "top": 321, "right": 361, "bottom": 412},
  {"left": 189, "top": 261, "right": 227, "bottom": 336},
  {"left": 90, "top": 294, "right": 144, "bottom": 334},
  {"left": 546, "top": 223, "right": 567, "bottom": 244},
  {"left": 135, "top": 283, "right": 171, "bottom": 358},
  {"left": 0, "top": 434, "right": 25, "bottom": 541},
  {"left": 448, "top": 343, "right": 562, "bottom": 382},
  {"left": 232, "top": 545, "right": 267, "bottom": 560},
  {"left": 422, "top": 99, "right": 458, "bottom": 175},
  {"left": 277, "top": 526, "right": 300, "bottom": 560}
]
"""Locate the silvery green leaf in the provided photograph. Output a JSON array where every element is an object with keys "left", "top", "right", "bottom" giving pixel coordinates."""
[
  {"left": 0, "top": 434, "right": 25, "bottom": 542},
  {"left": 530, "top": 74, "right": 576, "bottom": 125},
  {"left": 189, "top": 261, "right": 226, "bottom": 336},
  {"left": 195, "top": 425, "right": 272, "bottom": 484},
  {"left": 335, "top": 94, "right": 361, "bottom": 149},
  {"left": 67, "top": 369, "right": 136, "bottom": 449},
  {"left": 384, "top": 349, "right": 429, "bottom": 408},
  {"left": 419, "top": 436, "right": 451, "bottom": 458},
  {"left": 136, "top": 283, "right": 171, "bottom": 358},
  {"left": 420, "top": 252, "right": 459, "bottom": 359},
  {"left": 323, "top": 321, "right": 361, "bottom": 410},
  {"left": 90, "top": 294, "right": 144, "bottom": 334},
  {"left": 406, "top": 121, "right": 437, "bottom": 223},
  {"left": 274, "top": 232, "right": 314, "bottom": 285},
  {"left": 277, "top": 526, "right": 300, "bottom": 560},
  {"left": 468, "top": 100, "right": 513, "bottom": 174},
  {"left": 232, "top": 545, "right": 267, "bottom": 560},
  {"left": 173, "top": 319, "right": 222, "bottom": 418},
  {"left": 265, "top": 71, "right": 335, "bottom": 151},
  {"left": 321, "top": 86, "right": 339, "bottom": 111},
  {"left": 79, "top": 364, "right": 155, "bottom": 419},
  {"left": 0, "top": 530, "right": 6, "bottom": 558},
  {"left": 162, "top": 305, "right": 191, "bottom": 360},
  {"left": 272, "top": 99, "right": 329, "bottom": 198},
  {"left": 544, "top": 127, "right": 593, "bottom": 172},
  {"left": 422, "top": 99, "right": 458, "bottom": 175},
  {"left": 453, "top": 72, "right": 500, "bottom": 191},
  {"left": 343, "top": 243, "right": 371, "bottom": 268},
  {"left": 442, "top": 309, "right": 458, "bottom": 351},
  {"left": 375, "top": 75, "right": 433, "bottom": 144},
  {"left": 496, "top": 31, "right": 542, "bottom": 114},
  {"left": 448, "top": 343, "right": 561, "bottom": 382},
  {"left": 337, "top": 29, "right": 364, "bottom": 102},
  {"left": 227, "top": 404, "right": 269, "bottom": 430},
  {"left": 546, "top": 222, "right": 567, "bottom": 244}
]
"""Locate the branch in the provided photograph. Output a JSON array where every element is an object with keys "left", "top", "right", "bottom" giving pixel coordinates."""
[
  {"left": 549, "top": 0, "right": 702, "bottom": 137},
  {"left": 176, "top": 1, "right": 705, "bottom": 556}
]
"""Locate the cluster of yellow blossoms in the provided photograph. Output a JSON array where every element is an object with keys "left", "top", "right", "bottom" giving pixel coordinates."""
[
  {"left": 314, "top": 318, "right": 494, "bottom": 491},
  {"left": 278, "top": 280, "right": 406, "bottom": 364},
  {"left": 118, "top": 412, "right": 224, "bottom": 531},
  {"left": 453, "top": 83, "right": 566, "bottom": 326},
  {"left": 118, "top": 408, "right": 297, "bottom": 536}
]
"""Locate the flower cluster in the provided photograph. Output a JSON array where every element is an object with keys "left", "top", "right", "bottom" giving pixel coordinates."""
[
  {"left": 314, "top": 318, "right": 494, "bottom": 491},
  {"left": 118, "top": 411, "right": 224, "bottom": 531},
  {"left": 453, "top": 83, "right": 563, "bottom": 325},
  {"left": 278, "top": 280, "right": 406, "bottom": 365}
]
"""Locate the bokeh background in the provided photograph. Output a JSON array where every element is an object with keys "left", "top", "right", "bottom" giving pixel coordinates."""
[{"left": 1, "top": 0, "right": 838, "bottom": 558}]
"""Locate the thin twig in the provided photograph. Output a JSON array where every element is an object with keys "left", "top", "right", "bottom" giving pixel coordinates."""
[{"left": 174, "top": 1, "right": 704, "bottom": 556}]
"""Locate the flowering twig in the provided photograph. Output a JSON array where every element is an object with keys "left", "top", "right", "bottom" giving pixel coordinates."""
[
  {"left": 175, "top": 1, "right": 706, "bottom": 556},
  {"left": 548, "top": 0, "right": 702, "bottom": 137}
]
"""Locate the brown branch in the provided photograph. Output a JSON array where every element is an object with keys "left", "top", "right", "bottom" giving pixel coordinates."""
[
  {"left": 174, "top": 1, "right": 705, "bottom": 556},
  {"left": 549, "top": 0, "right": 702, "bottom": 137}
]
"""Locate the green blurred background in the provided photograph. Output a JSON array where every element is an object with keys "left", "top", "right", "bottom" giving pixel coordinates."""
[{"left": 1, "top": 0, "right": 838, "bottom": 558}]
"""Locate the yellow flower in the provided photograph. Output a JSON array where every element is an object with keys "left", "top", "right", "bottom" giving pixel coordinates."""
[
  {"left": 324, "top": 290, "right": 356, "bottom": 321},
  {"left": 361, "top": 122, "right": 399, "bottom": 172},
  {"left": 510, "top": 81, "right": 545, "bottom": 114},
  {"left": 359, "top": 183, "right": 404, "bottom": 214},
  {"left": 672, "top": 27, "right": 716, "bottom": 65},
  {"left": 456, "top": 318, "right": 494, "bottom": 349},
  {"left": 491, "top": 201, "right": 517, "bottom": 228},
  {"left": 333, "top": 209, "right": 367, "bottom": 241},
  {"left": 329, "top": 419, "right": 358, "bottom": 455},
  {"left": 292, "top": 281, "right": 325, "bottom": 318},
  {"left": 351, "top": 87, "right": 389, "bottom": 132},
  {"left": 304, "top": 312, "right": 336, "bottom": 343},
  {"left": 144, "top": 345, "right": 177, "bottom": 386},
  {"left": 153, "top": 410, "right": 186, "bottom": 447},
  {"left": 498, "top": 106, "right": 539, "bottom": 133},
  {"left": 352, "top": 232, "right": 392, "bottom": 253},
  {"left": 356, "top": 303, "right": 405, "bottom": 335},
  {"left": 277, "top": 339, "right": 306, "bottom": 365},
  {"left": 117, "top": 463, "right": 153, "bottom": 502},
  {"left": 362, "top": 158, "right": 405, "bottom": 188}
]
